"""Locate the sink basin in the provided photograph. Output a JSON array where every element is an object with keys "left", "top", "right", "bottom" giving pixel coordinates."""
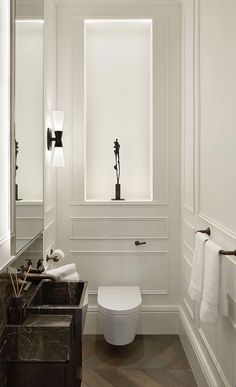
[
  {"left": 29, "top": 281, "right": 87, "bottom": 307},
  {"left": 28, "top": 280, "right": 88, "bottom": 339}
]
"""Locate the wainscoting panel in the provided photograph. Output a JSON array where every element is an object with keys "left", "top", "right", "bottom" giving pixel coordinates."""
[
  {"left": 182, "top": 0, "right": 195, "bottom": 214},
  {"left": 69, "top": 237, "right": 168, "bottom": 252},
  {"left": 69, "top": 202, "right": 168, "bottom": 217},
  {"left": 70, "top": 251, "right": 169, "bottom": 294},
  {"left": 183, "top": 256, "right": 194, "bottom": 319},
  {"left": 71, "top": 217, "right": 168, "bottom": 239}
]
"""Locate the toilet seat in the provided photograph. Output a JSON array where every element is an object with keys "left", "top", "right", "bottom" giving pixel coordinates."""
[{"left": 98, "top": 286, "right": 142, "bottom": 316}]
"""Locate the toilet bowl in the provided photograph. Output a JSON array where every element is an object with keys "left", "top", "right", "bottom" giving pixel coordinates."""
[{"left": 98, "top": 286, "right": 142, "bottom": 346}]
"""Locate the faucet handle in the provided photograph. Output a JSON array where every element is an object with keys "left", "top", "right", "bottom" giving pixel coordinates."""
[
  {"left": 25, "top": 259, "right": 32, "bottom": 268},
  {"left": 36, "top": 258, "right": 45, "bottom": 273}
]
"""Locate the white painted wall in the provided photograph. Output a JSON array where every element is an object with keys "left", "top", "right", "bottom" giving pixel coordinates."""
[
  {"left": 0, "top": 0, "right": 11, "bottom": 269},
  {"left": 56, "top": 0, "right": 181, "bottom": 333},
  {"left": 180, "top": 1, "right": 236, "bottom": 386}
]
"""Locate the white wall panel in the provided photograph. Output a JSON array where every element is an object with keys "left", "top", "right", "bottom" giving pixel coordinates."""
[
  {"left": 182, "top": 0, "right": 195, "bottom": 212},
  {"left": 199, "top": 0, "right": 236, "bottom": 235},
  {"left": 71, "top": 217, "right": 168, "bottom": 238},
  {"left": 16, "top": 201, "right": 43, "bottom": 217},
  {"left": 69, "top": 237, "right": 168, "bottom": 252},
  {"left": 181, "top": 1, "right": 236, "bottom": 385},
  {"left": 69, "top": 202, "right": 168, "bottom": 217},
  {"left": 70, "top": 252, "right": 168, "bottom": 294}
]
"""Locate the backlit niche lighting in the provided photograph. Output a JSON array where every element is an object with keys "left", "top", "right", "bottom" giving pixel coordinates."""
[{"left": 47, "top": 111, "right": 65, "bottom": 167}]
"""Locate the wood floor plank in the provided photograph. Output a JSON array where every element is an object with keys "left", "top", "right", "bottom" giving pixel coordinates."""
[
  {"left": 118, "top": 368, "right": 163, "bottom": 387},
  {"left": 82, "top": 369, "right": 114, "bottom": 387},
  {"left": 146, "top": 369, "right": 197, "bottom": 387},
  {"left": 168, "top": 369, "right": 197, "bottom": 386},
  {"left": 82, "top": 335, "right": 197, "bottom": 387},
  {"left": 144, "top": 341, "right": 190, "bottom": 370},
  {"left": 96, "top": 369, "right": 140, "bottom": 387}
]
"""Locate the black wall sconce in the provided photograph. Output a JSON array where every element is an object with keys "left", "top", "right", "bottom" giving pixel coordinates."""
[{"left": 47, "top": 111, "right": 65, "bottom": 167}]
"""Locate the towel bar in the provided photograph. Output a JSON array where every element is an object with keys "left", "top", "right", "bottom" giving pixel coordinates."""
[
  {"left": 196, "top": 227, "right": 211, "bottom": 236},
  {"left": 219, "top": 250, "right": 236, "bottom": 256},
  {"left": 195, "top": 227, "right": 235, "bottom": 255}
]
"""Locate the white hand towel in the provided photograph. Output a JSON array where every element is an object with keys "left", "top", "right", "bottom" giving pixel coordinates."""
[
  {"left": 200, "top": 240, "right": 221, "bottom": 324},
  {"left": 46, "top": 264, "right": 77, "bottom": 280},
  {"left": 61, "top": 272, "right": 80, "bottom": 282},
  {"left": 219, "top": 258, "right": 228, "bottom": 317},
  {"left": 188, "top": 232, "right": 209, "bottom": 303}
]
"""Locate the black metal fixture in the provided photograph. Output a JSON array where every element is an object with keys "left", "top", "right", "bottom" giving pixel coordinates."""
[
  {"left": 219, "top": 249, "right": 236, "bottom": 256},
  {"left": 196, "top": 227, "right": 211, "bottom": 236},
  {"left": 135, "top": 241, "right": 146, "bottom": 246},
  {"left": 112, "top": 139, "right": 124, "bottom": 200},
  {"left": 15, "top": 139, "right": 22, "bottom": 201},
  {"left": 196, "top": 227, "right": 236, "bottom": 256},
  {"left": 47, "top": 128, "right": 63, "bottom": 150},
  {"left": 46, "top": 248, "right": 60, "bottom": 263},
  {"left": 47, "top": 111, "right": 65, "bottom": 167}
]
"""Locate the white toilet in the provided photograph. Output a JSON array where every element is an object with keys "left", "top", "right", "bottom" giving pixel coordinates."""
[{"left": 98, "top": 286, "right": 142, "bottom": 346}]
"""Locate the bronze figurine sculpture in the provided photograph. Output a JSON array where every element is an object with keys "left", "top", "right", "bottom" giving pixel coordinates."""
[{"left": 112, "top": 139, "right": 124, "bottom": 200}]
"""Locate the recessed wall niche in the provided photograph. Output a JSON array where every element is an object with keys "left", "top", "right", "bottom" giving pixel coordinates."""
[{"left": 84, "top": 19, "right": 153, "bottom": 201}]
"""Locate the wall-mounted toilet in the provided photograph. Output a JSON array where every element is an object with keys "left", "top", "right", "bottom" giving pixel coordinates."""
[{"left": 98, "top": 286, "right": 142, "bottom": 346}]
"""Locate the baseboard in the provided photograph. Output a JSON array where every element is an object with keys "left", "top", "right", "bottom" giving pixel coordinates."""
[
  {"left": 84, "top": 304, "right": 179, "bottom": 334},
  {"left": 179, "top": 306, "right": 231, "bottom": 387}
]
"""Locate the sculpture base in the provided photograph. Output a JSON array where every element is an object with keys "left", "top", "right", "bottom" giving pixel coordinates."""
[{"left": 111, "top": 184, "right": 125, "bottom": 201}]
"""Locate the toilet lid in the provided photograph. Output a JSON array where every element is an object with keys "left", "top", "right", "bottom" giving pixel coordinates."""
[{"left": 98, "top": 286, "right": 142, "bottom": 315}]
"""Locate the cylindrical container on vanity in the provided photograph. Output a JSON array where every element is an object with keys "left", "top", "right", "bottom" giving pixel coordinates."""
[{"left": 7, "top": 295, "right": 27, "bottom": 325}]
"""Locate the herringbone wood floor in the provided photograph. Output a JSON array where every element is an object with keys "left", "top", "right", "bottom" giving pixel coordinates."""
[{"left": 82, "top": 335, "right": 197, "bottom": 387}]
